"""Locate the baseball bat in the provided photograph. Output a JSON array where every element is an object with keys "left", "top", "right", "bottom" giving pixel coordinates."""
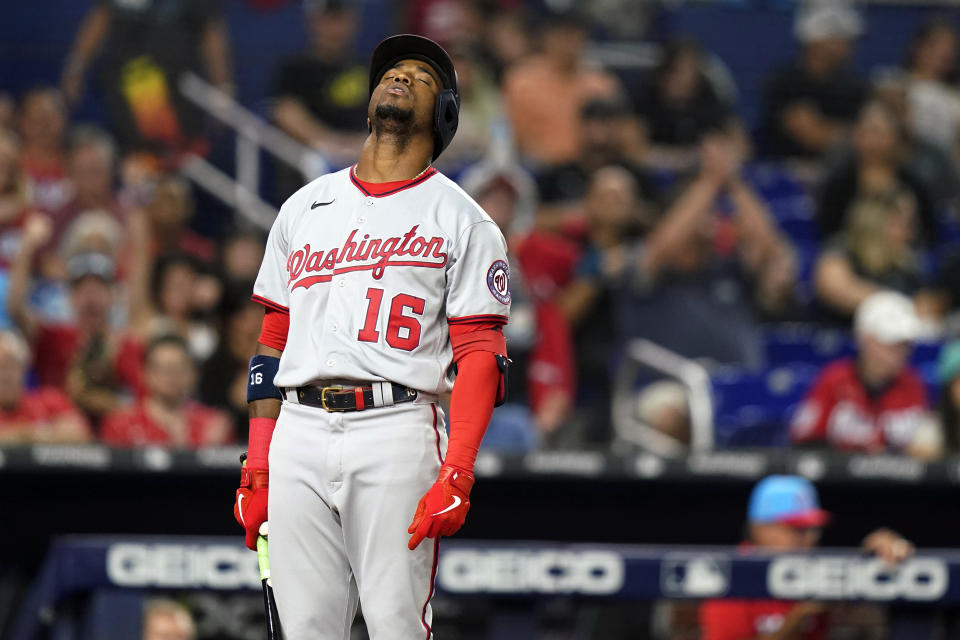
[{"left": 257, "top": 530, "right": 282, "bottom": 639}]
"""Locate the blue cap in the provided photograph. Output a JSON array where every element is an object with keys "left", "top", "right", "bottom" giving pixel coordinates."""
[{"left": 748, "top": 475, "right": 830, "bottom": 527}]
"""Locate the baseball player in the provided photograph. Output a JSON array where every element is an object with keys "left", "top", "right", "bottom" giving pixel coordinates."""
[{"left": 233, "top": 35, "right": 510, "bottom": 639}]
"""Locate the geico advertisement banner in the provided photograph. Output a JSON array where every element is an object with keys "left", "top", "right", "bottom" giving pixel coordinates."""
[
  {"left": 768, "top": 556, "right": 949, "bottom": 601},
  {"left": 106, "top": 543, "right": 261, "bottom": 590},
  {"left": 27, "top": 537, "right": 960, "bottom": 602}
]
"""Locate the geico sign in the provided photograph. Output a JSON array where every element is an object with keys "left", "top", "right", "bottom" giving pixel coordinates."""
[
  {"left": 107, "top": 543, "right": 260, "bottom": 590},
  {"left": 437, "top": 549, "right": 624, "bottom": 595},
  {"left": 769, "top": 556, "right": 947, "bottom": 601}
]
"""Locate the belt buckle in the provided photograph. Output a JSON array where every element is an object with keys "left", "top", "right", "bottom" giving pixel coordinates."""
[{"left": 320, "top": 386, "right": 346, "bottom": 412}]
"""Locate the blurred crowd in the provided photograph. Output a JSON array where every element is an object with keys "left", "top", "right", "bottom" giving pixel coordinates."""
[{"left": 4, "top": 0, "right": 960, "bottom": 460}]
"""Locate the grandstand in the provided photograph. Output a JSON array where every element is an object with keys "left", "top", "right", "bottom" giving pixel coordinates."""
[{"left": 3, "top": 0, "right": 960, "bottom": 638}]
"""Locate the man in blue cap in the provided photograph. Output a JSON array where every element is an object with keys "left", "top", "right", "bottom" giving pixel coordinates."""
[{"left": 700, "top": 475, "right": 913, "bottom": 640}]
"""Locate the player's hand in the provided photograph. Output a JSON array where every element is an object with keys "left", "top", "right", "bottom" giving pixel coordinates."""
[
  {"left": 407, "top": 465, "right": 474, "bottom": 550},
  {"left": 235, "top": 467, "right": 269, "bottom": 551},
  {"left": 863, "top": 528, "right": 914, "bottom": 566}
]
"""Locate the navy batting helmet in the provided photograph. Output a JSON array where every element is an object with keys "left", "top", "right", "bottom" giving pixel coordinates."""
[{"left": 369, "top": 34, "right": 460, "bottom": 161}]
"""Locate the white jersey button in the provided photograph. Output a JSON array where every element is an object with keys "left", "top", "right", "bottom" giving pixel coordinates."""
[
  {"left": 338, "top": 280, "right": 346, "bottom": 288},
  {"left": 326, "top": 359, "right": 335, "bottom": 367},
  {"left": 331, "top": 323, "right": 338, "bottom": 332},
  {"left": 358, "top": 216, "right": 366, "bottom": 223},
  {"left": 365, "top": 197, "right": 374, "bottom": 206}
]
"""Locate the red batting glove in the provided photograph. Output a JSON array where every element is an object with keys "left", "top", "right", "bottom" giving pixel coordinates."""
[
  {"left": 408, "top": 465, "right": 475, "bottom": 550},
  {"left": 234, "top": 467, "right": 269, "bottom": 550}
]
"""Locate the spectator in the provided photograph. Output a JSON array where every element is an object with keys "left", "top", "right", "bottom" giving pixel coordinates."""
[
  {"left": 219, "top": 228, "right": 266, "bottom": 287},
  {"left": 433, "top": 45, "right": 505, "bottom": 174},
  {"left": 700, "top": 475, "right": 914, "bottom": 640},
  {"left": 816, "top": 100, "right": 937, "bottom": 242},
  {"left": 560, "top": 166, "right": 650, "bottom": 443},
  {"left": 61, "top": 0, "right": 232, "bottom": 155},
  {"left": 462, "top": 164, "right": 575, "bottom": 450},
  {"left": 479, "top": 7, "right": 532, "bottom": 82},
  {"left": 0, "top": 330, "right": 91, "bottom": 444},
  {"left": 126, "top": 198, "right": 220, "bottom": 362},
  {"left": 7, "top": 217, "right": 144, "bottom": 423},
  {"left": 47, "top": 126, "right": 127, "bottom": 260},
  {"left": 29, "top": 211, "right": 126, "bottom": 327},
  {"left": 790, "top": 291, "right": 932, "bottom": 457},
  {"left": 271, "top": 0, "right": 367, "bottom": 180},
  {"left": 16, "top": 87, "right": 71, "bottom": 213},
  {"left": 870, "top": 72, "right": 960, "bottom": 210},
  {"left": 533, "top": 96, "right": 658, "bottom": 232},
  {"left": 762, "top": 2, "right": 866, "bottom": 158},
  {"left": 0, "top": 128, "right": 31, "bottom": 269},
  {"left": 903, "top": 19, "right": 960, "bottom": 157},
  {"left": 142, "top": 599, "right": 196, "bottom": 640},
  {"left": 199, "top": 282, "right": 262, "bottom": 439},
  {"left": 129, "top": 249, "right": 219, "bottom": 363},
  {"left": 503, "top": 9, "right": 621, "bottom": 167},
  {"left": 634, "top": 39, "right": 744, "bottom": 168},
  {"left": 405, "top": 0, "right": 485, "bottom": 51},
  {"left": 59, "top": 211, "right": 124, "bottom": 265},
  {"left": 143, "top": 174, "right": 216, "bottom": 263},
  {"left": 102, "top": 334, "right": 232, "bottom": 448},
  {"left": 937, "top": 341, "right": 960, "bottom": 455},
  {"left": 616, "top": 134, "right": 797, "bottom": 368},
  {"left": 814, "top": 188, "right": 938, "bottom": 321}
]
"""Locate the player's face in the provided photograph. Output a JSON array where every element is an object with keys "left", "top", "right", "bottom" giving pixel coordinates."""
[
  {"left": 370, "top": 59, "right": 442, "bottom": 129},
  {"left": 751, "top": 522, "right": 821, "bottom": 550}
]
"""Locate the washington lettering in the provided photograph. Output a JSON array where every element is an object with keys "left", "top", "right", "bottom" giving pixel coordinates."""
[{"left": 286, "top": 225, "right": 447, "bottom": 290}]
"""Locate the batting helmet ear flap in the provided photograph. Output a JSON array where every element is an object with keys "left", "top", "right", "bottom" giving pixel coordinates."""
[{"left": 432, "top": 88, "right": 459, "bottom": 161}]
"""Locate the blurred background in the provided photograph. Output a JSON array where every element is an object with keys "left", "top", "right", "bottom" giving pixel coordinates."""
[{"left": 5, "top": 0, "right": 960, "bottom": 637}]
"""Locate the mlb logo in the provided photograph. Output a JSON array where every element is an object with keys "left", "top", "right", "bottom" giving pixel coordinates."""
[{"left": 661, "top": 554, "right": 730, "bottom": 597}]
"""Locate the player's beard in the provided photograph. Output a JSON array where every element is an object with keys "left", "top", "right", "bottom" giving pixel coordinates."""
[{"left": 372, "top": 103, "right": 424, "bottom": 153}]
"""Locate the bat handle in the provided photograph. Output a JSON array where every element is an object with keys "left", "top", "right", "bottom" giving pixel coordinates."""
[
  {"left": 256, "top": 534, "right": 271, "bottom": 583},
  {"left": 257, "top": 531, "right": 282, "bottom": 639}
]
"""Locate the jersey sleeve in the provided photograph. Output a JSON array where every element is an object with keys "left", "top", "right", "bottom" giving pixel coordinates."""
[
  {"left": 446, "top": 220, "right": 511, "bottom": 324},
  {"left": 252, "top": 207, "right": 291, "bottom": 313}
]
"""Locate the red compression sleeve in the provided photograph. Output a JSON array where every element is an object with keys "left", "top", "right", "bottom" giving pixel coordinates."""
[
  {"left": 258, "top": 308, "right": 290, "bottom": 351},
  {"left": 247, "top": 417, "right": 276, "bottom": 469},
  {"left": 445, "top": 351, "right": 500, "bottom": 472},
  {"left": 449, "top": 320, "right": 506, "bottom": 361}
]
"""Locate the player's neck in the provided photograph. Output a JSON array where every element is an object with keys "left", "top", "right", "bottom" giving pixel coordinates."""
[{"left": 355, "top": 136, "right": 433, "bottom": 183}]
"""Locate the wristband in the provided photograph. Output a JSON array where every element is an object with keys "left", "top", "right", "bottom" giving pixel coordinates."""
[{"left": 247, "top": 355, "right": 282, "bottom": 402}]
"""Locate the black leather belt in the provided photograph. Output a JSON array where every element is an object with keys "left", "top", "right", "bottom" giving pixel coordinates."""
[{"left": 285, "top": 382, "right": 417, "bottom": 412}]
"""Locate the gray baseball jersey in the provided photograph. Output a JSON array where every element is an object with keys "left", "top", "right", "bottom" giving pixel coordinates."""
[
  {"left": 253, "top": 166, "right": 511, "bottom": 393},
  {"left": 253, "top": 166, "right": 510, "bottom": 639}
]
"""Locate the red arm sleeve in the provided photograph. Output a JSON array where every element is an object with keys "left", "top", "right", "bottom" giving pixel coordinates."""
[
  {"left": 258, "top": 307, "right": 290, "bottom": 351},
  {"left": 445, "top": 351, "right": 500, "bottom": 473},
  {"left": 448, "top": 320, "right": 506, "bottom": 361}
]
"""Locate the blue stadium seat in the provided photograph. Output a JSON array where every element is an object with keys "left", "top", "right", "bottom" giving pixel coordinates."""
[{"left": 711, "top": 362, "right": 819, "bottom": 447}]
